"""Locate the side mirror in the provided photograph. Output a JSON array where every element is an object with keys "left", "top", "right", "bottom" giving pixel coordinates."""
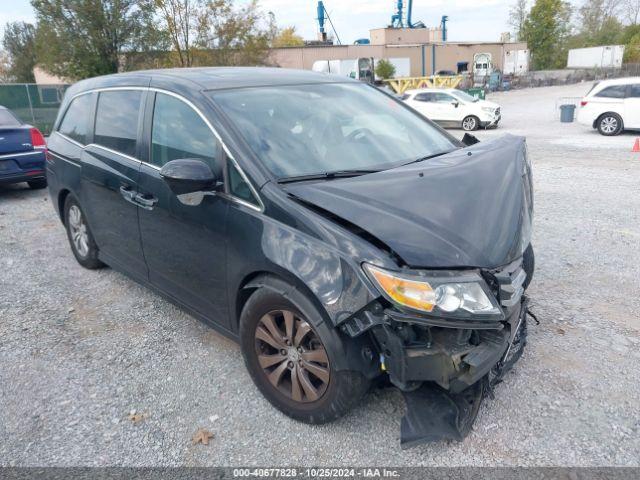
[
  {"left": 159, "top": 159, "right": 219, "bottom": 196},
  {"left": 452, "top": 101, "right": 459, "bottom": 108}
]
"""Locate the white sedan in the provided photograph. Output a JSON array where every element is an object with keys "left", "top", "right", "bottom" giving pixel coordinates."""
[{"left": 402, "top": 88, "right": 501, "bottom": 131}]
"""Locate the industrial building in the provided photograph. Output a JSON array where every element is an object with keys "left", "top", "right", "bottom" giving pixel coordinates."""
[
  {"left": 269, "top": 1, "right": 529, "bottom": 79},
  {"left": 269, "top": 35, "right": 528, "bottom": 78}
]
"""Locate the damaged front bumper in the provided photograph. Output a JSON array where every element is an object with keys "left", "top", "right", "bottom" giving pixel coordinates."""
[
  {"left": 340, "top": 259, "right": 533, "bottom": 446},
  {"left": 373, "top": 299, "right": 526, "bottom": 393}
]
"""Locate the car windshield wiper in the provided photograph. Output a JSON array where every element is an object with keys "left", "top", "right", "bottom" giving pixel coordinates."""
[
  {"left": 277, "top": 169, "right": 380, "bottom": 184},
  {"left": 406, "top": 149, "right": 457, "bottom": 165}
]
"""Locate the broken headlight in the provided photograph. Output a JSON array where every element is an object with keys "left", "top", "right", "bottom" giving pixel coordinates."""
[{"left": 364, "top": 264, "right": 502, "bottom": 318}]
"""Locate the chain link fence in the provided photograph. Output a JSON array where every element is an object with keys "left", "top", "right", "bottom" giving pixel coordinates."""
[
  {"left": 0, "top": 84, "right": 70, "bottom": 134},
  {"left": 466, "top": 64, "right": 640, "bottom": 92}
]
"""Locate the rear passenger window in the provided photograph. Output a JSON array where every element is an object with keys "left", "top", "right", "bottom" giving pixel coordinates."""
[
  {"left": 94, "top": 90, "right": 142, "bottom": 157},
  {"left": 629, "top": 85, "right": 640, "bottom": 98},
  {"left": 596, "top": 85, "right": 627, "bottom": 99},
  {"left": 151, "top": 92, "right": 222, "bottom": 169},
  {"left": 59, "top": 94, "right": 92, "bottom": 145}
]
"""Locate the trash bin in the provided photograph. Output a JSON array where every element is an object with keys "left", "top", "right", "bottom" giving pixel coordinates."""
[
  {"left": 466, "top": 88, "right": 485, "bottom": 100},
  {"left": 560, "top": 104, "right": 576, "bottom": 123}
]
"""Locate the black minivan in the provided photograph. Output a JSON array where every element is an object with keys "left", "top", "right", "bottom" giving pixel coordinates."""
[{"left": 47, "top": 68, "right": 534, "bottom": 444}]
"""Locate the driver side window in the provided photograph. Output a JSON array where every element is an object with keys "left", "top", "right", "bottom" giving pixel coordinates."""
[
  {"left": 433, "top": 93, "right": 455, "bottom": 103},
  {"left": 414, "top": 93, "right": 433, "bottom": 102},
  {"left": 151, "top": 93, "right": 222, "bottom": 170}
]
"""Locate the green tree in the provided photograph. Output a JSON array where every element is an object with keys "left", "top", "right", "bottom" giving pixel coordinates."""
[
  {"left": 0, "top": 49, "right": 12, "bottom": 82},
  {"left": 623, "top": 0, "right": 640, "bottom": 24},
  {"left": 624, "top": 32, "right": 640, "bottom": 62},
  {"left": 153, "top": 0, "right": 273, "bottom": 67},
  {"left": 272, "top": 26, "right": 304, "bottom": 48},
  {"left": 508, "top": 0, "right": 529, "bottom": 41},
  {"left": 32, "top": 0, "right": 162, "bottom": 80},
  {"left": 522, "top": 0, "right": 572, "bottom": 70},
  {"left": 2, "top": 22, "right": 37, "bottom": 82},
  {"left": 577, "top": 0, "right": 624, "bottom": 45},
  {"left": 375, "top": 59, "right": 396, "bottom": 79}
]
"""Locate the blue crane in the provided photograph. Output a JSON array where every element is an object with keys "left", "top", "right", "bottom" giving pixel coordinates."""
[
  {"left": 391, "top": 0, "right": 421, "bottom": 28},
  {"left": 316, "top": 1, "right": 342, "bottom": 44}
]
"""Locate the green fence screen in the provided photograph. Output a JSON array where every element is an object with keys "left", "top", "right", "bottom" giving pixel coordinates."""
[{"left": 0, "top": 84, "right": 70, "bottom": 135}]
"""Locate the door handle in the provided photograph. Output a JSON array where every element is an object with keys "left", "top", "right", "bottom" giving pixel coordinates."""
[
  {"left": 119, "top": 185, "right": 137, "bottom": 204},
  {"left": 134, "top": 192, "right": 158, "bottom": 210}
]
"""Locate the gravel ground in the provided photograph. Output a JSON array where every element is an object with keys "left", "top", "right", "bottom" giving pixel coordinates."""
[{"left": 1, "top": 83, "right": 639, "bottom": 467}]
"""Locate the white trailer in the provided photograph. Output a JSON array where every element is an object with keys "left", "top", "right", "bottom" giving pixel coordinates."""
[
  {"left": 503, "top": 49, "right": 529, "bottom": 75},
  {"left": 567, "top": 46, "right": 625, "bottom": 69}
]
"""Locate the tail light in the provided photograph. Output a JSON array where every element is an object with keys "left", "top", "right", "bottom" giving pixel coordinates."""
[
  {"left": 580, "top": 101, "right": 588, "bottom": 107},
  {"left": 30, "top": 128, "right": 47, "bottom": 150}
]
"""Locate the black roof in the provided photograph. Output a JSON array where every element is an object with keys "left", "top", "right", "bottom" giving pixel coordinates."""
[{"left": 70, "top": 67, "right": 353, "bottom": 94}]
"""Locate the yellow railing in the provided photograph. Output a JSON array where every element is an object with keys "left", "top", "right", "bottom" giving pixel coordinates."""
[{"left": 383, "top": 75, "right": 463, "bottom": 94}]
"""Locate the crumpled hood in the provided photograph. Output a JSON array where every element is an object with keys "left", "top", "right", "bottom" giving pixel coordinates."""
[{"left": 283, "top": 135, "right": 533, "bottom": 269}]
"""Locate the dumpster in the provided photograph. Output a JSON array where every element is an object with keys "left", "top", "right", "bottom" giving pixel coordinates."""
[
  {"left": 466, "top": 88, "right": 485, "bottom": 100},
  {"left": 560, "top": 104, "right": 576, "bottom": 123}
]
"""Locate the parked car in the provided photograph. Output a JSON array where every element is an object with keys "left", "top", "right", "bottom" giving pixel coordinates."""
[
  {"left": 402, "top": 88, "right": 501, "bottom": 131},
  {"left": 47, "top": 68, "right": 533, "bottom": 445},
  {"left": 577, "top": 77, "right": 640, "bottom": 136},
  {"left": 0, "top": 105, "right": 47, "bottom": 189}
]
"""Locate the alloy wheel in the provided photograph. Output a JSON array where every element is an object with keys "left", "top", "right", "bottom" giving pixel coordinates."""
[
  {"left": 254, "top": 309, "right": 330, "bottom": 403},
  {"left": 463, "top": 117, "right": 477, "bottom": 131},
  {"left": 600, "top": 116, "right": 618, "bottom": 134},
  {"left": 68, "top": 205, "right": 89, "bottom": 257}
]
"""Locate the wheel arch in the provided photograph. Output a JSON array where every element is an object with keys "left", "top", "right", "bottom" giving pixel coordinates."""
[
  {"left": 235, "top": 269, "right": 332, "bottom": 332},
  {"left": 57, "top": 188, "right": 71, "bottom": 225},
  {"left": 234, "top": 269, "right": 380, "bottom": 377},
  {"left": 597, "top": 111, "right": 624, "bottom": 131}
]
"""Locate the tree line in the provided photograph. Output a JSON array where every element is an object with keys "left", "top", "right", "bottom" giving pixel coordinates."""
[
  {"left": 1, "top": 0, "right": 305, "bottom": 83},
  {"left": 510, "top": 0, "right": 640, "bottom": 70}
]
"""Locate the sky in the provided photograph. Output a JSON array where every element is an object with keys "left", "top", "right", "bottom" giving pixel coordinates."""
[{"left": 0, "top": 0, "right": 516, "bottom": 44}]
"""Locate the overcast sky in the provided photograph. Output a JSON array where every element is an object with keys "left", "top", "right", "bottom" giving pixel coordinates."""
[{"left": 1, "top": 0, "right": 517, "bottom": 44}]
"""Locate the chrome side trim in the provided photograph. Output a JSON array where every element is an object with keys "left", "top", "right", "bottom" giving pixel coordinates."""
[
  {"left": 0, "top": 150, "right": 43, "bottom": 160},
  {"left": 86, "top": 143, "right": 141, "bottom": 165},
  {"left": 47, "top": 150, "right": 80, "bottom": 166},
  {"left": 61, "top": 86, "right": 264, "bottom": 212}
]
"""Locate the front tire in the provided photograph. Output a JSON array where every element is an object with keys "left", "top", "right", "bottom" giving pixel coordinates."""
[
  {"left": 462, "top": 115, "right": 479, "bottom": 131},
  {"left": 63, "top": 195, "right": 104, "bottom": 269},
  {"left": 597, "top": 113, "right": 623, "bottom": 136},
  {"left": 239, "top": 277, "right": 370, "bottom": 424}
]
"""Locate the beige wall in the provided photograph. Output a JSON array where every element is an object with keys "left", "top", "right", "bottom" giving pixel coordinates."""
[
  {"left": 370, "top": 28, "right": 443, "bottom": 45},
  {"left": 269, "top": 41, "right": 528, "bottom": 77},
  {"left": 33, "top": 66, "right": 67, "bottom": 85},
  {"left": 432, "top": 42, "right": 528, "bottom": 72}
]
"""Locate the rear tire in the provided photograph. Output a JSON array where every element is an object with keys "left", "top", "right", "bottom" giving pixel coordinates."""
[
  {"left": 63, "top": 195, "right": 104, "bottom": 269},
  {"left": 27, "top": 178, "right": 47, "bottom": 189},
  {"left": 239, "top": 277, "right": 370, "bottom": 424},
  {"left": 462, "top": 115, "right": 479, "bottom": 131},
  {"left": 597, "top": 113, "right": 623, "bottom": 136}
]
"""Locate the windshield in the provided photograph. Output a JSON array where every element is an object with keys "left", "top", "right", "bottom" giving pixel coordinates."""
[
  {"left": 210, "top": 83, "right": 458, "bottom": 179},
  {"left": 451, "top": 90, "right": 479, "bottom": 103}
]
